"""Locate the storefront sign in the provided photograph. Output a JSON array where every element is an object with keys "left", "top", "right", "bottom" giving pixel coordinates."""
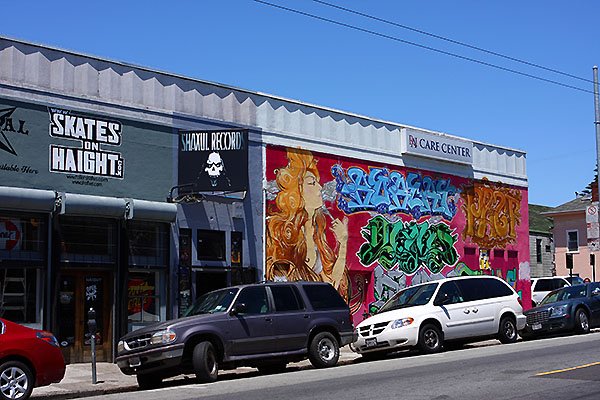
[
  {"left": 178, "top": 129, "right": 248, "bottom": 192},
  {"left": 401, "top": 128, "right": 473, "bottom": 165},
  {"left": 0, "top": 219, "right": 21, "bottom": 251},
  {"left": 49, "top": 108, "right": 124, "bottom": 179}
]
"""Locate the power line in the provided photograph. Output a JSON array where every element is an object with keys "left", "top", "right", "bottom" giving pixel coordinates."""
[
  {"left": 253, "top": 0, "right": 594, "bottom": 95},
  {"left": 312, "top": 0, "right": 594, "bottom": 85}
]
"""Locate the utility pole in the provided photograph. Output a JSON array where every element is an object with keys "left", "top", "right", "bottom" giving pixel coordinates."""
[{"left": 594, "top": 66, "right": 600, "bottom": 282}]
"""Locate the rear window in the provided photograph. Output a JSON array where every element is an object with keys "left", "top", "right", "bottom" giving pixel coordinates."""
[
  {"left": 455, "top": 278, "right": 513, "bottom": 301},
  {"left": 533, "top": 279, "right": 553, "bottom": 292},
  {"left": 302, "top": 284, "right": 347, "bottom": 310}
]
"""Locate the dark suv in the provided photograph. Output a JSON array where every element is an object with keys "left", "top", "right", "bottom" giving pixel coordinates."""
[{"left": 116, "top": 282, "right": 355, "bottom": 388}]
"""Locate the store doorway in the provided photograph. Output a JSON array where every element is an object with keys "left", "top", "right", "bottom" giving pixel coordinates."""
[{"left": 57, "top": 270, "right": 113, "bottom": 364}]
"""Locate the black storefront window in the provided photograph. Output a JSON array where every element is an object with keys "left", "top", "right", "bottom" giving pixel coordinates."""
[
  {"left": 128, "top": 221, "right": 168, "bottom": 267},
  {"left": 127, "top": 221, "right": 169, "bottom": 329},
  {"left": 231, "top": 231, "right": 242, "bottom": 266},
  {"left": 196, "top": 230, "right": 225, "bottom": 261},
  {"left": 0, "top": 213, "right": 47, "bottom": 325},
  {"left": 127, "top": 271, "right": 160, "bottom": 323},
  {"left": 59, "top": 217, "right": 117, "bottom": 264}
]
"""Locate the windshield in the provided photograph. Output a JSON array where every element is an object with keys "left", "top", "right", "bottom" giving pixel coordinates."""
[
  {"left": 378, "top": 283, "right": 438, "bottom": 313},
  {"left": 540, "top": 285, "right": 586, "bottom": 305},
  {"left": 567, "top": 276, "right": 585, "bottom": 285},
  {"left": 183, "top": 288, "right": 239, "bottom": 317}
]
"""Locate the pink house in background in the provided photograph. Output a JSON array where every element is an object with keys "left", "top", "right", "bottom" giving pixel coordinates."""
[{"left": 544, "top": 191, "right": 599, "bottom": 282}]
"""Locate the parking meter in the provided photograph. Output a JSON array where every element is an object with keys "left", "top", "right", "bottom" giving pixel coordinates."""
[
  {"left": 87, "top": 308, "right": 97, "bottom": 336},
  {"left": 87, "top": 308, "right": 97, "bottom": 384}
]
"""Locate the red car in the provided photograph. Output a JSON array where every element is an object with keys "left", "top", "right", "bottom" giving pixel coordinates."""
[{"left": 0, "top": 318, "right": 65, "bottom": 400}]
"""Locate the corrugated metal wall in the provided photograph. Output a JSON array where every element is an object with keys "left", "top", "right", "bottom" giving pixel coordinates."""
[{"left": 0, "top": 37, "right": 527, "bottom": 188}]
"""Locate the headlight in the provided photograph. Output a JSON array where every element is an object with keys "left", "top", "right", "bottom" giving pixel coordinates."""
[
  {"left": 550, "top": 305, "right": 568, "bottom": 317},
  {"left": 151, "top": 329, "right": 177, "bottom": 345},
  {"left": 391, "top": 318, "right": 414, "bottom": 329},
  {"left": 117, "top": 340, "right": 125, "bottom": 353}
]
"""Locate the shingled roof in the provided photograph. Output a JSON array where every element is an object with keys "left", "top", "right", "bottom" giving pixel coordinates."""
[
  {"left": 543, "top": 197, "right": 590, "bottom": 216},
  {"left": 529, "top": 204, "right": 554, "bottom": 235}
]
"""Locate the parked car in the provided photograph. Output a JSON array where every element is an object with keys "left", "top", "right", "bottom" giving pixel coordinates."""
[
  {"left": 116, "top": 282, "right": 355, "bottom": 388},
  {"left": 0, "top": 318, "right": 65, "bottom": 400},
  {"left": 530, "top": 277, "right": 570, "bottom": 307},
  {"left": 353, "top": 276, "right": 525, "bottom": 358},
  {"left": 521, "top": 282, "right": 600, "bottom": 339},
  {"left": 561, "top": 276, "right": 585, "bottom": 286}
]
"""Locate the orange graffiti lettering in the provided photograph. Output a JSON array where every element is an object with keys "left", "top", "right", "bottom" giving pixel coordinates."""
[{"left": 460, "top": 179, "right": 522, "bottom": 248}]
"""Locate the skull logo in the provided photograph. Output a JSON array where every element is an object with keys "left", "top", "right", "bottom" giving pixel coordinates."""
[{"left": 205, "top": 152, "right": 224, "bottom": 187}]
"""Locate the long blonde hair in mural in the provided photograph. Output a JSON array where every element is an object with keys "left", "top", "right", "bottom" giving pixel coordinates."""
[{"left": 266, "top": 148, "right": 349, "bottom": 301}]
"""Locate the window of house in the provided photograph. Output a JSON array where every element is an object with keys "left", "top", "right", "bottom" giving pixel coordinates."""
[
  {"left": 536, "top": 238, "right": 542, "bottom": 263},
  {"left": 196, "top": 230, "right": 225, "bottom": 261},
  {"left": 567, "top": 230, "right": 579, "bottom": 252}
]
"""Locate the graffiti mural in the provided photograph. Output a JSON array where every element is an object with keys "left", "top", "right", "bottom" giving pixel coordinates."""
[
  {"left": 358, "top": 216, "right": 459, "bottom": 275},
  {"left": 265, "top": 148, "right": 349, "bottom": 301},
  {"left": 461, "top": 178, "right": 522, "bottom": 248},
  {"left": 332, "top": 165, "right": 458, "bottom": 220},
  {"left": 265, "top": 145, "right": 530, "bottom": 325}
]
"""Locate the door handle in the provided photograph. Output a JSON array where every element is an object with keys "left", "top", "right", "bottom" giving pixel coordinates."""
[
  {"left": 265, "top": 318, "right": 272, "bottom": 322},
  {"left": 303, "top": 314, "right": 310, "bottom": 319},
  {"left": 472, "top": 308, "right": 479, "bottom": 313},
  {"left": 463, "top": 309, "right": 470, "bottom": 314}
]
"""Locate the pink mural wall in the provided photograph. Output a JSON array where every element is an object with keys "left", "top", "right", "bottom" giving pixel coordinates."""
[{"left": 265, "top": 145, "right": 531, "bottom": 325}]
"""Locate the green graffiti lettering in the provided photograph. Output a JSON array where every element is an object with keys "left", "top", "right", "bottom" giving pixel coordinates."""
[{"left": 358, "top": 216, "right": 459, "bottom": 274}]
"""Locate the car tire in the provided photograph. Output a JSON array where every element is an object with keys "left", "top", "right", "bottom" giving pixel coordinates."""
[
  {"left": 136, "top": 373, "right": 162, "bottom": 390},
  {"left": 0, "top": 360, "right": 34, "bottom": 400},
  {"left": 308, "top": 332, "right": 339, "bottom": 368},
  {"left": 257, "top": 362, "right": 287, "bottom": 375},
  {"left": 498, "top": 316, "right": 518, "bottom": 344},
  {"left": 193, "top": 341, "right": 219, "bottom": 383},
  {"left": 418, "top": 324, "right": 443, "bottom": 354},
  {"left": 575, "top": 308, "right": 590, "bottom": 334}
]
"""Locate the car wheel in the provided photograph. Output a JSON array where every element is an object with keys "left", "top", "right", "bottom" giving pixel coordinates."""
[
  {"left": 498, "top": 316, "right": 518, "bottom": 344},
  {"left": 0, "top": 360, "right": 34, "bottom": 400},
  {"left": 308, "top": 332, "right": 339, "bottom": 368},
  {"left": 257, "top": 362, "right": 287, "bottom": 375},
  {"left": 136, "top": 373, "right": 162, "bottom": 390},
  {"left": 575, "top": 309, "right": 590, "bottom": 334},
  {"left": 418, "top": 324, "right": 443, "bottom": 354},
  {"left": 192, "top": 341, "right": 219, "bottom": 383}
]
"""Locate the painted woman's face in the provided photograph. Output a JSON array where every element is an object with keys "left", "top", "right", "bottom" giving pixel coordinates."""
[{"left": 302, "top": 171, "right": 323, "bottom": 210}]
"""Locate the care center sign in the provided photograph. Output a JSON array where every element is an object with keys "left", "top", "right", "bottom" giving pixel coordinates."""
[{"left": 401, "top": 128, "right": 473, "bottom": 165}]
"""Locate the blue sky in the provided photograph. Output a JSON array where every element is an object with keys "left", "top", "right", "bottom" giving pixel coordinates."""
[{"left": 3, "top": 1, "right": 599, "bottom": 207}]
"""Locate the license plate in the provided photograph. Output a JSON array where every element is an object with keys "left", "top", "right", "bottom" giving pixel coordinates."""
[
  {"left": 365, "top": 338, "right": 378, "bottom": 348},
  {"left": 129, "top": 357, "right": 141, "bottom": 367},
  {"left": 531, "top": 323, "right": 542, "bottom": 331}
]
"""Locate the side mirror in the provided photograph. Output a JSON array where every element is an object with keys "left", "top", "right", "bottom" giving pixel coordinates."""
[
  {"left": 434, "top": 293, "right": 450, "bottom": 307},
  {"left": 230, "top": 303, "right": 247, "bottom": 316}
]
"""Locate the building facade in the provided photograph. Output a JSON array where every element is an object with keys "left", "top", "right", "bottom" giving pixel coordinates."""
[
  {"left": 528, "top": 204, "right": 554, "bottom": 277},
  {"left": 545, "top": 197, "right": 598, "bottom": 282},
  {"left": 0, "top": 37, "right": 530, "bottom": 363}
]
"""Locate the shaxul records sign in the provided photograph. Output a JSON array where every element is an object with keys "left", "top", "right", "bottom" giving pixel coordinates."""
[
  {"left": 48, "top": 108, "right": 124, "bottom": 179},
  {"left": 178, "top": 129, "right": 248, "bottom": 192}
]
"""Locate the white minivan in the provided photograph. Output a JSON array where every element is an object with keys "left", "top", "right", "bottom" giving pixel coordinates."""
[{"left": 353, "top": 276, "right": 526, "bottom": 357}]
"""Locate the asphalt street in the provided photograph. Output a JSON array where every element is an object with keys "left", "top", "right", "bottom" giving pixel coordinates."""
[{"left": 74, "top": 332, "right": 600, "bottom": 400}]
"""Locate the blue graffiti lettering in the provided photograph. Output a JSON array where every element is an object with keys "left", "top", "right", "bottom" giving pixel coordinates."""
[{"left": 332, "top": 166, "right": 458, "bottom": 220}]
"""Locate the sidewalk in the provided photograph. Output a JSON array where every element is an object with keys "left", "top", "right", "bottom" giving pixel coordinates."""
[{"left": 31, "top": 346, "right": 362, "bottom": 399}]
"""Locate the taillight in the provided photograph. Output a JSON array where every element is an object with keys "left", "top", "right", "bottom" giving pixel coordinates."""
[{"left": 36, "top": 331, "right": 60, "bottom": 347}]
